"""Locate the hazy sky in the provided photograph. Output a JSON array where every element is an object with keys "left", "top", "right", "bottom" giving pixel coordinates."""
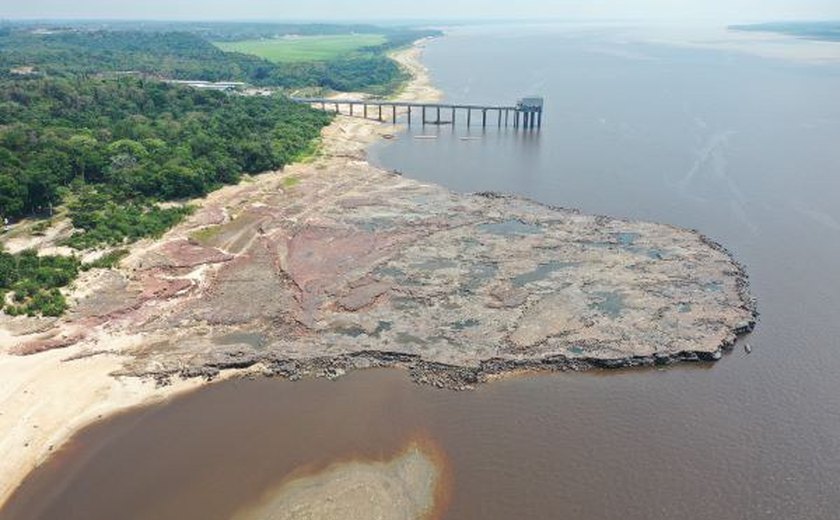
[{"left": 2, "top": 0, "right": 839, "bottom": 23}]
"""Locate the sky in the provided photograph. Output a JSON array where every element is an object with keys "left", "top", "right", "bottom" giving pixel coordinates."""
[{"left": 1, "top": 0, "right": 840, "bottom": 23}]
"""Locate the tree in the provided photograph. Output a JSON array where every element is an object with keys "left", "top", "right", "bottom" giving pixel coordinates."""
[
  {"left": 67, "top": 134, "right": 105, "bottom": 183},
  {"left": 0, "top": 173, "right": 26, "bottom": 218}
]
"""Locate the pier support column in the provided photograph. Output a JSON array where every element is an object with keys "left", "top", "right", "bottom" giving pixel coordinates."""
[
  {"left": 437, "top": 106, "right": 441, "bottom": 123},
  {"left": 498, "top": 109, "right": 502, "bottom": 128},
  {"left": 514, "top": 111, "right": 519, "bottom": 128},
  {"left": 422, "top": 106, "right": 427, "bottom": 125},
  {"left": 378, "top": 104, "right": 383, "bottom": 121},
  {"left": 350, "top": 103, "right": 354, "bottom": 116},
  {"left": 482, "top": 109, "right": 487, "bottom": 128},
  {"left": 392, "top": 105, "right": 397, "bottom": 124},
  {"left": 407, "top": 106, "right": 411, "bottom": 126},
  {"left": 467, "top": 109, "right": 472, "bottom": 127},
  {"left": 335, "top": 103, "right": 339, "bottom": 114},
  {"left": 537, "top": 110, "right": 542, "bottom": 128},
  {"left": 364, "top": 104, "right": 368, "bottom": 119},
  {"left": 451, "top": 107, "right": 456, "bottom": 124},
  {"left": 505, "top": 109, "right": 510, "bottom": 127}
]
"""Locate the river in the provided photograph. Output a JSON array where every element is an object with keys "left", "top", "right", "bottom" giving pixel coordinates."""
[{"left": 3, "top": 23, "right": 840, "bottom": 519}]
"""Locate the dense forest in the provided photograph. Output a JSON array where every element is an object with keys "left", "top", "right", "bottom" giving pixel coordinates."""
[
  {"left": 0, "top": 76, "right": 332, "bottom": 226},
  {"left": 0, "top": 25, "right": 440, "bottom": 93}
]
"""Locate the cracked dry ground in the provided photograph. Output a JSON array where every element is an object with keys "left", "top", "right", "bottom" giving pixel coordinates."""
[{"left": 10, "top": 154, "right": 756, "bottom": 389}]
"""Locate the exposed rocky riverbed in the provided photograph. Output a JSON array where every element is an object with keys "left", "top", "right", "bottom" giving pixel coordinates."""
[{"left": 7, "top": 110, "right": 756, "bottom": 390}]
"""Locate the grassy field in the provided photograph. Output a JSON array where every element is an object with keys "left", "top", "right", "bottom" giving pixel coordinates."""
[{"left": 215, "top": 34, "right": 387, "bottom": 62}]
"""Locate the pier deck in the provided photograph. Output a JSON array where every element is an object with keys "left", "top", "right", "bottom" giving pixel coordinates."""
[{"left": 291, "top": 96, "right": 544, "bottom": 129}]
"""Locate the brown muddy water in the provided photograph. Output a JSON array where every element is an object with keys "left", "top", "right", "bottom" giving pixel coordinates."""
[
  {"left": 2, "top": 364, "right": 803, "bottom": 520},
  {"left": 4, "top": 23, "right": 840, "bottom": 519}
]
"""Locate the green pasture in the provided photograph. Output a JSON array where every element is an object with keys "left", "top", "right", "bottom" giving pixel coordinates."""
[{"left": 215, "top": 34, "right": 387, "bottom": 62}]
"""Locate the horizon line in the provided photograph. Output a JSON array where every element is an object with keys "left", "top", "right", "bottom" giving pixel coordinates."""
[{"left": 2, "top": 16, "right": 839, "bottom": 25}]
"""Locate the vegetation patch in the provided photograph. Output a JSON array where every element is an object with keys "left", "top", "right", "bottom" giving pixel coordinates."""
[
  {"left": 29, "top": 219, "right": 54, "bottom": 237},
  {"left": 282, "top": 176, "right": 301, "bottom": 189},
  {"left": 0, "top": 248, "right": 79, "bottom": 317},
  {"left": 81, "top": 249, "right": 129, "bottom": 271},
  {"left": 291, "top": 137, "right": 322, "bottom": 164},
  {"left": 62, "top": 192, "right": 194, "bottom": 249},
  {"left": 189, "top": 225, "right": 223, "bottom": 246}
]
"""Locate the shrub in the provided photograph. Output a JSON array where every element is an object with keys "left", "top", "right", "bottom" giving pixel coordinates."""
[
  {"left": 0, "top": 249, "right": 79, "bottom": 317},
  {"left": 82, "top": 249, "right": 130, "bottom": 270}
]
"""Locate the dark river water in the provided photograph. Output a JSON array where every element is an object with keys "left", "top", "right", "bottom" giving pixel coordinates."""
[{"left": 4, "top": 24, "right": 840, "bottom": 519}]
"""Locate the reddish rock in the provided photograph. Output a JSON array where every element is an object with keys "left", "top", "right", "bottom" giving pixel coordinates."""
[{"left": 160, "top": 240, "right": 234, "bottom": 268}]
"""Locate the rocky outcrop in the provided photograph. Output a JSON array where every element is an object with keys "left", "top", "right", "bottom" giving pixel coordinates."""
[{"left": 5, "top": 119, "right": 757, "bottom": 391}]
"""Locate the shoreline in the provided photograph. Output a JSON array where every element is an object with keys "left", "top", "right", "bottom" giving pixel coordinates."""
[{"left": 0, "top": 34, "right": 756, "bottom": 512}]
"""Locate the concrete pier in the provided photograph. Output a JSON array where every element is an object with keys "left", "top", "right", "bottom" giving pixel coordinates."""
[{"left": 291, "top": 96, "right": 545, "bottom": 130}]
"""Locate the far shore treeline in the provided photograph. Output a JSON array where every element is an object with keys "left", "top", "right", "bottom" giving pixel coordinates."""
[
  {"left": 0, "top": 24, "right": 440, "bottom": 92},
  {"left": 0, "top": 21, "right": 438, "bottom": 316}
]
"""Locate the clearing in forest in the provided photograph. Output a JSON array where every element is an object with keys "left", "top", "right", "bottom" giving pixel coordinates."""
[{"left": 215, "top": 34, "right": 387, "bottom": 62}]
